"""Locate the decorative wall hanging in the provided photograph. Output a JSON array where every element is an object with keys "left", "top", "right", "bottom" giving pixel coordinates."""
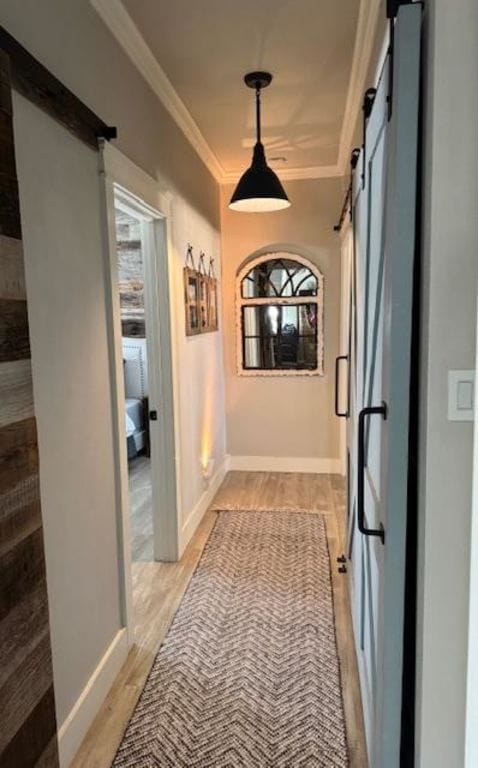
[
  {"left": 236, "top": 252, "right": 324, "bottom": 376},
  {"left": 207, "top": 258, "right": 219, "bottom": 332},
  {"left": 183, "top": 245, "right": 219, "bottom": 336},
  {"left": 184, "top": 245, "right": 201, "bottom": 336},
  {"left": 198, "top": 252, "right": 209, "bottom": 332}
]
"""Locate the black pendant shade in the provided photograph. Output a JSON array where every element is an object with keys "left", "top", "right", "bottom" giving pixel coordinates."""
[{"left": 229, "top": 72, "right": 290, "bottom": 213}]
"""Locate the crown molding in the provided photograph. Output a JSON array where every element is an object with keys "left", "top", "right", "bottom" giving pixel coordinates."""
[
  {"left": 220, "top": 163, "right": 342, "bottom": 184},
  {"left": 90, "top": 0, "right": 224, "bottom": 182},
  {"left": 91, "top": 0, "right": 381, "bottom": 185},
  {"left": 336, "top": 0, "right": 382, "bottom": 175}
]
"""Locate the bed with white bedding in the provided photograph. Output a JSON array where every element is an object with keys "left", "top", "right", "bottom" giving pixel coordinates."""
[
  {"left": 125, "top": 397, "right": 147, "bottom": 458},
  {"left": 123, "top": 338, "right": 149, "bottom": 459}
]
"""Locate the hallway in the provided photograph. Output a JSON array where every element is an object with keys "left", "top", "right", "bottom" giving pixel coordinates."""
[
  {"left": 2, "top": 2, "right": 476, "bottom": 766},
  {"left": 72, "top": 472, "right": 367, "bottom": 767}
]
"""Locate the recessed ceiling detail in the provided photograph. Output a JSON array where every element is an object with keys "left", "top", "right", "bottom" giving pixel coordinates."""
[{"left": 91, "top": 0, "right": 382, "bottom": 183}]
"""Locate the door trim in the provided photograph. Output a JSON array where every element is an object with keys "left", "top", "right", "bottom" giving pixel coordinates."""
[
  {"left": 465, "top": 294, "right": 478, "bottom": 767},
  {"left": 99, "top": 142, "right": 180, "bottom": 644}
]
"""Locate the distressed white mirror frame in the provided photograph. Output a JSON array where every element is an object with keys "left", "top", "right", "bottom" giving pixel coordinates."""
[{"left": 236, "top": 251, "right": 324, "bottom": 377}]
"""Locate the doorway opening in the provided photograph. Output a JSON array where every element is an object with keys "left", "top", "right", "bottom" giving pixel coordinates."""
[
  {"left": 101, "top": 143, "right": 179, "bottom": 642},
  {"left": 114, "top": 206, "right": 155, "bottom": 562},
  {"left": 108, "top": 180, "right": 179, "bottom": 582}
]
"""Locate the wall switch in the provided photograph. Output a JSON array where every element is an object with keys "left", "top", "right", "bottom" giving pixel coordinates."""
[{"left": 448, "top": 370, "right": 475, "bottom": 421}]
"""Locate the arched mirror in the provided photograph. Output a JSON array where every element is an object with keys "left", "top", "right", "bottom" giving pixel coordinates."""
[{"left": 236, "top": 253, "right": 324, "bottom": 375}]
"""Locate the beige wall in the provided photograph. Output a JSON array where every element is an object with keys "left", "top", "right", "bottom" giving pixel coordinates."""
[
  {"left": 416, "top": 1, "right": 478, "bottom": 766},
  {"left": 220, "top": 178, "right": 343, "bottom": 463},
  {"left": 170, "top": 196, "right": 226, "bottom": 549},
  {"left": 0, "top": 0, "right": 226, "bottom": 760},
  {"left": 0, "top": 0, "right": 219, "bottom": 228}
]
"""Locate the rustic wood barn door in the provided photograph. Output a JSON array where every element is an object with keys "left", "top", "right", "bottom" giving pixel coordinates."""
[{"left": 0, "top": 50, "right": 59, "bottom": 766}]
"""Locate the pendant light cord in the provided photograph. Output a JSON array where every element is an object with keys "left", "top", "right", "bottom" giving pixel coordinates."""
[
  {"left": 229, "top": 71, "right": 290, "bottom": 210},
  {"left": 255, "top": 85, "right": 261, "bottom": 144}
]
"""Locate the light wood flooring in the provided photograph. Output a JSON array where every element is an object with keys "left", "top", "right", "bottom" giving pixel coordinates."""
[
  {"left": 72, "top": 472, "right": 368, "bottom": 768},
  {"left": 211, "top": 469, "right": 337, "bottom": 513},
  {"left": 128, "top": 454, "right": 153, "bottom": 562}
]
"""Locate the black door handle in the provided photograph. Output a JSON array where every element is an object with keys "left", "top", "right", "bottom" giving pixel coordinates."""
[
  {"left": 357, "top": 404, "right": 387, "bottom": 544},
  {"left": 149, "top": 410, "right": 158, "bottom": 421},
  {"left": 335, "top": 355, "right": 349, "bottom": 417}
]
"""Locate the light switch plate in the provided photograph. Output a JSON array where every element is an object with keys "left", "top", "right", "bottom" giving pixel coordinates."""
[{"left": 448, "top": 370, "right": 475, "bottom": 421}]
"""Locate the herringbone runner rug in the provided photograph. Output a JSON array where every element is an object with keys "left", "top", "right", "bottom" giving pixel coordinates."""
[{"left": 113, "top": 511, "right": 349, "bottom": 767}]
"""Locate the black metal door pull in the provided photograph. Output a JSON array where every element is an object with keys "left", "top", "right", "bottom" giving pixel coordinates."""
[
  {"left": 357, "top": 404, "right": 387, "bottom": 544},
  {"left": 335, "top": 355, "right": 349, "bottom": 417}
]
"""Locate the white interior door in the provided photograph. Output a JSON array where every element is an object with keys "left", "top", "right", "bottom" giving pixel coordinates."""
[
  {"left": 345, "top": 5, "right": 421, "bottom": 767},
  {"left": 100, "top": 151, "right": 179, "bottom": 578},
  {"left": 113, "top": 192, "right": 178, "bottom": 565},
  {"left": 141, "top": 214, "right": 178, "bottom": 562}
]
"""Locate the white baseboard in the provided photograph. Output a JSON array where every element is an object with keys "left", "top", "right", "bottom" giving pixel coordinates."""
[
  {"left": 58, "top": 628, "right": 128, "bottom": 768},
  {"left": 178, "top": 455, "right": 229, "bottom": 556},
  {"left": 228, "top": 455, "right": 342, "bottom": 474}
]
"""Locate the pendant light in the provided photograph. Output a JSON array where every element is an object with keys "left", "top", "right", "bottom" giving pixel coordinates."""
[{"left": 229, "top": 72, "right": 290, "bottom": 213}]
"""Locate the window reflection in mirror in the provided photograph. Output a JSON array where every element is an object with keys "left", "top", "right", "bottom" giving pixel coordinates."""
[
  {"left": 242, "top": 303, "right": 318, "bottom": 370},
  {"left": 241, "top": 259, "right": 318, "bottom": 299},
  {"left": 238, "top": 256, "right": 322, "bottom": 374}
]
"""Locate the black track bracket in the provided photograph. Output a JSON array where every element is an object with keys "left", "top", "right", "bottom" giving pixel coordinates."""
[
  {"left": 333, "top": 147, "right": 361, "bottom": 232},
  {"left": 362, "top": 88, "right": 377, "bottom": 188},
  {"left": 386, "top": 2, "right": 423, "bottom": 120},
  {"left": 386, "top": 0, "right": 415, "bottom": 19}
]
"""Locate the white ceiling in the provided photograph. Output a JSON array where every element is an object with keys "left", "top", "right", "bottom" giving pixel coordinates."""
[{"left": 92, "top": 0, "right": 381, "bottom": 181}]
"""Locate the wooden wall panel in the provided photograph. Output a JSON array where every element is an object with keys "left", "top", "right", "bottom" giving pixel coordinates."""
[{"left": 0, "top": 50, "right": 59, "bottom": 767}]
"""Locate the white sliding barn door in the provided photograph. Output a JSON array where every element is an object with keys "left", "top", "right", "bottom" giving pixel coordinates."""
[
  {"left": 13, "top": 91, "right": 124, "bottom": 762},
  {"left": 345, "top": 5, "right": 421, "bottom": 767}
]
